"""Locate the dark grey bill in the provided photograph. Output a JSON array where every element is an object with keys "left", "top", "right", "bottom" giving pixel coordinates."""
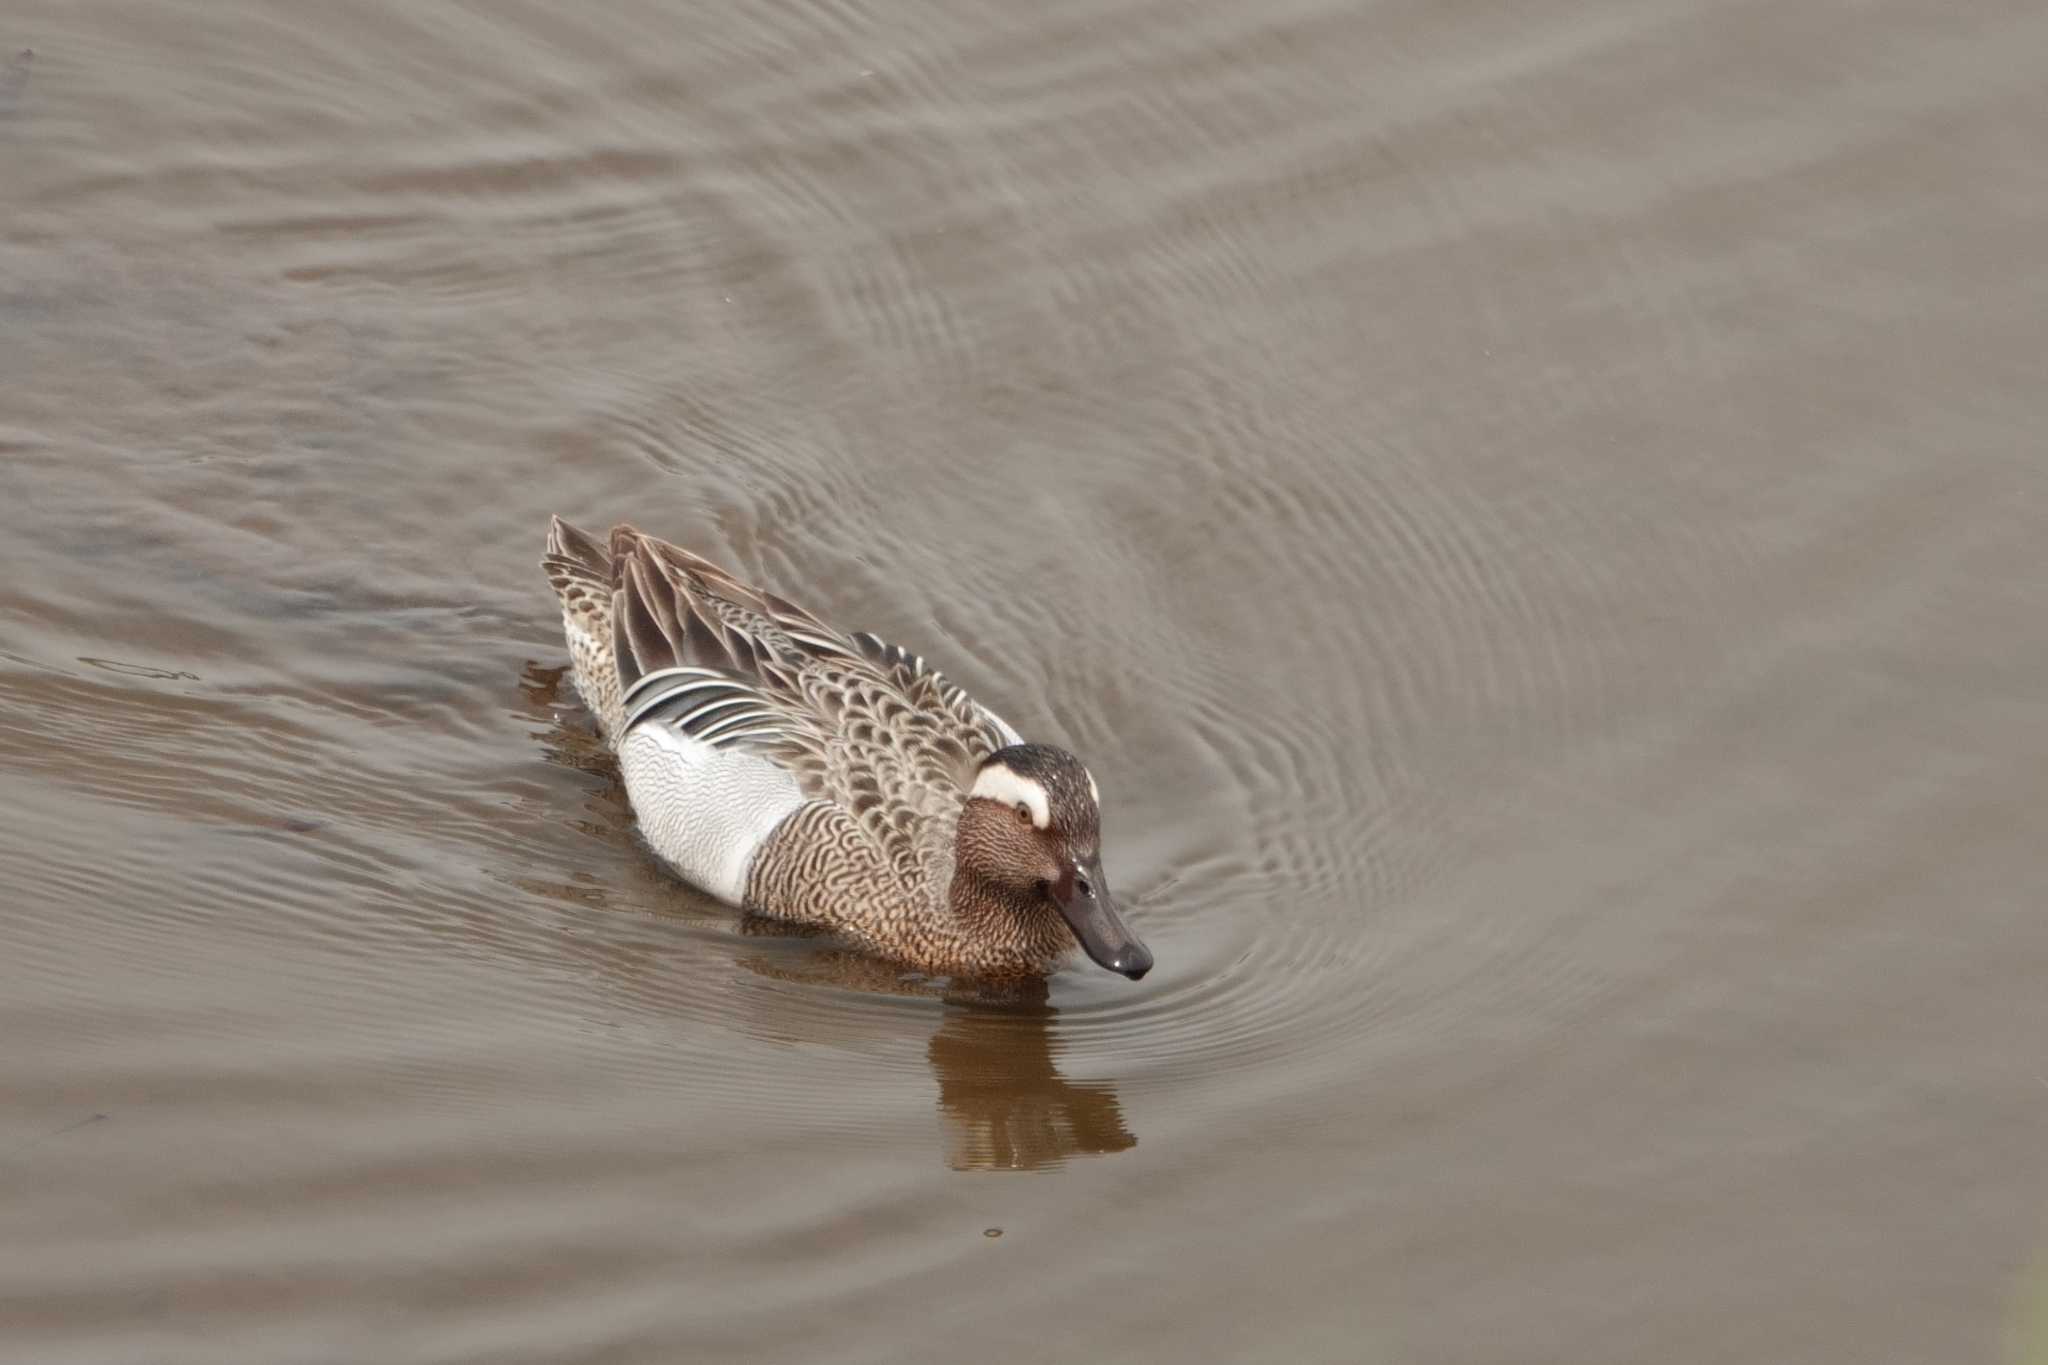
[{"left": 1050, "top": 856, "right": 1153, "bottom": 980}]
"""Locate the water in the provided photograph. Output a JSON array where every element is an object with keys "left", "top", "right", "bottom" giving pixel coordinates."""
[{"left": 4, "top": 2, "right": 2046, "bottom": 1361}]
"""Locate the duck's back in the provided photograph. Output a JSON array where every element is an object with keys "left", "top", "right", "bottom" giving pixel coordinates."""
[{"left": 540, "top": 519, "right": 1022, "bottom": 931}]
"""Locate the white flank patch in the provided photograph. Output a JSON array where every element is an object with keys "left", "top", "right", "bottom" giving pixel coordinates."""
[
  {"left": 971, "top": 764, "right": 1051, "bottom": 829},
  {"left": 618, "top": 722, "right": 804, "bottom": 904}
]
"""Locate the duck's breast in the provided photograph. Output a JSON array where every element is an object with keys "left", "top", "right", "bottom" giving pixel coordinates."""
[{"left": 617, "top": 724, "right": 806, "bottom": 905}]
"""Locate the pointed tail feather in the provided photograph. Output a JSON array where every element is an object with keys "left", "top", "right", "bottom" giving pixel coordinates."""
[{"left": 541, "top": 515, "right": 613, "bottom": 602}]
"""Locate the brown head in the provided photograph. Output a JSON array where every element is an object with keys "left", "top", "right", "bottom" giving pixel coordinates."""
[{"left": 955, "top": 744, "right": 1153, "bottom": 980}]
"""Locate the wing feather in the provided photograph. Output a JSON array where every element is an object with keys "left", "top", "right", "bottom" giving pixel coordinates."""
[
  {"left": 596, "top": 525, "right": 1026, "bottom": 896},
  {"left": 850, "top": 630, "right": 1023, "bottom": 752}
]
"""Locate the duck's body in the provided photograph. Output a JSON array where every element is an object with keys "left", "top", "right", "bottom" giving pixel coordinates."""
[{"left": 541, "top": 518, "right": 1150, "bottom": 979}]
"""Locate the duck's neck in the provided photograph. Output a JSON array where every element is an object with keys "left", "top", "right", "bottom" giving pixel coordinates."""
[{"left": 947, "top": 865, "right": 1074, "bottom": 968}]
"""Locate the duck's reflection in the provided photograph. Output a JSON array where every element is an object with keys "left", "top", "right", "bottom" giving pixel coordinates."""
[
  {"left": 730, "top": 939, "right": 1136, "bottom": 1171},
  {"left": 926, "top": 991, "right": 1136, "bottom": 1171}
]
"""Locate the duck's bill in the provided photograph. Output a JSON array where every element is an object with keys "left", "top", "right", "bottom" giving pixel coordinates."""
[{"left": 1052, "top": 861, "right": 1153, "bottom": 980}]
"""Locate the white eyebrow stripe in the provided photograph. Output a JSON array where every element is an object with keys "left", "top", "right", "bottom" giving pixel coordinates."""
[
  {"left": 970, "top": 765, "right": 1051, "bottom": 829},
  {"left": 1085, "top": 769, "right": 1100, "bottom": 805}
]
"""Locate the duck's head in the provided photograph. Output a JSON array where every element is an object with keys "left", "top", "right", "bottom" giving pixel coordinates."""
[{"left": 958, "top": 744, "right": 1153, "bottom": 980}]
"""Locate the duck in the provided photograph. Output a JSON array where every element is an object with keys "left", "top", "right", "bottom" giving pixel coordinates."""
[{"left": 540, "top": 517, "right": 1153, "bottom": 981}]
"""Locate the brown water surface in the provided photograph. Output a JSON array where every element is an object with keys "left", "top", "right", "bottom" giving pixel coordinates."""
[{"left": 4, "top": 2, "right": 2047, "bottom": 1361}]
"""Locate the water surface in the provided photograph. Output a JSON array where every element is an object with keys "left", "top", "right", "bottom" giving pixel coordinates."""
[{"left": 4, "top": 2, "right": 2047, "bottom": 1361}]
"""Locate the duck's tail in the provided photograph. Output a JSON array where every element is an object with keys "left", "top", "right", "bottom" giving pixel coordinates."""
[
  {"left": 542, "top": 516, "right": 628, "bottom": 733},
  {"left": 542, "top": 514, "right": 612, "bottom": 604}
]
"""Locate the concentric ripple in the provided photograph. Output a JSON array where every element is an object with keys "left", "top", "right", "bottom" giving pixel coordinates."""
[{"left": 11, "top": 0, "right": 2047, "bottom": 1360}]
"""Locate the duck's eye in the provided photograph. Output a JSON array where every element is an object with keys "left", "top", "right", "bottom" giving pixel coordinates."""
[{"left": 1014, "top": 801, "right": 1032, "bottom": 823}]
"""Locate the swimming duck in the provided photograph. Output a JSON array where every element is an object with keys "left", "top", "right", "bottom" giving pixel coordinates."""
[{"left": 541, "top": 518, "right": 1152, "bottom": 980}]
